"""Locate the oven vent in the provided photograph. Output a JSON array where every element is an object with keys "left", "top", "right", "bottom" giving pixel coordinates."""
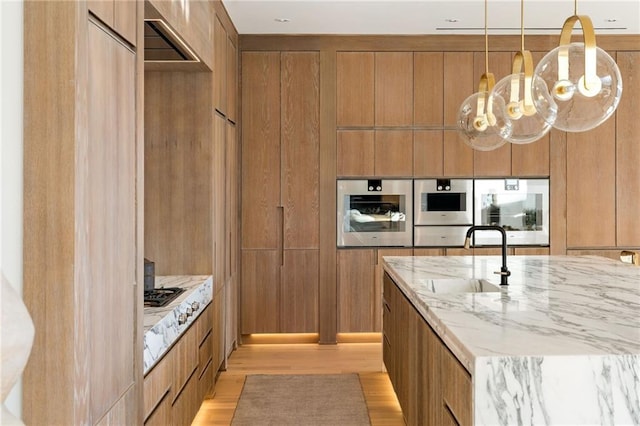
[{"left": 144, "top": 19, "right": 200, "bottom": 63}]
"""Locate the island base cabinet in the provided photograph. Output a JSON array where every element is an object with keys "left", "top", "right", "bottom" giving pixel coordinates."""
[{"left": 383, "top": 272, "right": 471, "bottom": 426}]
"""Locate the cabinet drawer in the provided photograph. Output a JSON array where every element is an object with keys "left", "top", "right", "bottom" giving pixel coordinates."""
[
  {"left": 441, "top": 347, "right": 472, "bottom": 426},
  {"left": 196, "top": 303, "right": 213, "bottom": 346},
  {"left": 172, "top": 324, "right": 198, "bottom": 403},
  {"left": 143, "top": 348, "right": 173, "bottom": 421},
  {"left": 198, "top": 330, "right": 213, "bottom": 379},
  {"left": 144, "top": 390, "right": 172, "bottom": 426}
]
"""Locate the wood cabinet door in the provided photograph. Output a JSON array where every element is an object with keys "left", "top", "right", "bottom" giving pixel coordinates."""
[
  {"left": 374, "top": 130, "right": 413, "bottom": 176},
  {"left": 616, "top": 52, "right": 640, "bottom": 247},
  {"left": 114, "top": 0, "right": 136, "bottom": 46},
  {"left": 443, "top": 130, "right": 473, "bottom": 177},
  {"left": 281, "top": 249, "right": 319, "bottom": 333},
  {"left": 444, "top": 52, "right": 474, "bottom": 126},
  {"left": 337, "top": 249, "right": 375, "bottom": 332},
  {"left": 337, "top": 130, "right": 375, "bottom": 176},
  {"left": 567, "top": 118, "right": 616, "bottom": 247},
  {"left": 376, "top": 249, "right": 412, "bottom": 333},
  {"left": 281, "top": 52, "right": 320, "bottom": 249},
  {"left": 87, "top": 20, "right": 137, "bottom": 421},
  {"left": 375, "top": 52, "right": 413, "bottom": 126},
  {"left": 441, "top": 346, "right": 472, "bottom": 426},
  {"left": 241, "top": 250, "right": 280, "bottom": 333},
  {"left": 337, "top": 52, "right": 374, "bottom": 126},
  {"left": 414, "top": 52, "right": 444, "bottom": 126},
  {"left": 214, "top": 15, "right": 227, "bottom": 115},
  {"left": 414, "top": 130, "right": 444, "bottom": 177},
  {"left": 227, "top": 37, "right": 238, "bottom": 123},
  {"left": 241, "top": 52, "right": 281, "bottom": 249},
  {"left": 213, "top": 114, "right": 226, "bottom": 292}
]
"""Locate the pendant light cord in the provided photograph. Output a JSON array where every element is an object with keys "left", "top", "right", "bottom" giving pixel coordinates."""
[
  {"left": 520, "top": 0, "right": 525, "bottom": 51},
  {"left": 574, "top": 0, "right": 578, "bottom": 15},
  {"left": 484, "top": 0, "right": 489, "bottom": 74}
]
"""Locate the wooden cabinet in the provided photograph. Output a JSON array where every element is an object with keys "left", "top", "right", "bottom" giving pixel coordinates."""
[
  {"left": 566, "top": 118, "right": 616, "bottom": 247},
  {"left": 444, "top": 130, "right": 474, "bottom": 177},
  {"left": 383, "top": 272, "right": 471, "bottom": 426},
  {"left": 414, "top": 130, "right": 444, "bottom": 177},
  {"left": 143, "top": 304, "right": 216, "bottom": 425},
  {"left": 337, "top": 248, "right": 412, "bottom": 333},
  {"left": 337, "top": 130, "right": 413, "bottom": 177},
  {"left": 241, "top": 51, "right": 320, "bottom": 334},
  {"left": 225, "top": 122, "right": 239, "bottom": 352},
  {"left": 444, "top": 52, "right": 474, "bottom": 126},
  {"left": 88, "top": 0, "right": 136, "bottom": 45},
  {"left": 214, "top": 15, "right": 227, "bottom": 115},
  {"left": 375, "top": 52, "right": 413, "bottom": 126},
  {"left": 24, "top": 4, "right": 143, "bottom": 422},
  {"left": 414, "top": 52, "right": 444, "bottom": 126},
  {"left": 337, "top": 52, "right": 374, "bottom": 126},
  {"left": 227, "top": 38, "right": 238, "bottom": 123},
  {"left": 616, "top": 52, "right": 640, "bottom": 247}
]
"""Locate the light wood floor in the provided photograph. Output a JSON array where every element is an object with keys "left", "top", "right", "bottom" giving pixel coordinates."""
[{"left": 191, "top": 342, "right": 405, "bottom": 425}]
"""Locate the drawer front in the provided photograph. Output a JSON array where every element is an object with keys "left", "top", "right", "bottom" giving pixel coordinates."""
[
  {"left": 441, "top": 347, "right": 472, "bottom": 426},
  {"left": 172, "top": 324, "right": 198, "bottom": 402},
  {"left": 143, "top": 349, "right": 173, "bottom": 421}
]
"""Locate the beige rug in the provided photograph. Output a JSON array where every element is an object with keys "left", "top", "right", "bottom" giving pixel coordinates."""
[{"left": 231, "top": 374, "right": 371, "bottom": 425}]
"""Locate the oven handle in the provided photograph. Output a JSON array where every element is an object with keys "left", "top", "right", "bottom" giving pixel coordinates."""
[{"left": 278, "top": 206, "right": 284, "bottom": 266}]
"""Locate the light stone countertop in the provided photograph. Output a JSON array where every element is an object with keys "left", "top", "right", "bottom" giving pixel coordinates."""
[
  {"left": 143, "top": 275, "right": 213, "bottom": 374},
  {"left": 382, "top": 255, "right": 640, "bottom": 426}
]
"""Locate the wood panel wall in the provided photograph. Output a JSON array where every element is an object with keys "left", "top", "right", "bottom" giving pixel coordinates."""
[
  {"left": 238, "top": 34, "right": 640, "bottom": 342},
  {"left": 144, "top": 72, "right": 213, "bottom": 275}
]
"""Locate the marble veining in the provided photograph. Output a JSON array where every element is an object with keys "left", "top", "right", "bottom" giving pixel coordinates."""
[
  {"left": 143, "top": 275, "right": 213, "bottom": 374},
  {"left": 382, "top": 255, "right": 640, "bottom": 425}
]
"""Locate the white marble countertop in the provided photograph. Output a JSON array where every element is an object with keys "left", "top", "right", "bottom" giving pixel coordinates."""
[
  {"left": 382, "top": 255, "right": 640, "bottom": 425},
  {"left": 143, "top": 275, "right": 213, "bottom": 374}
]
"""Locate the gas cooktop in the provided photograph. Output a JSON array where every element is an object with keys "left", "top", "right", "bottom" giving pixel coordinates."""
[{"left": 144, "top": 287, "right": 185, "bottom": 308}]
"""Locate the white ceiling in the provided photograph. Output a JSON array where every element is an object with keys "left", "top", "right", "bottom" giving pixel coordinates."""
[{"left": 222, "top": 0, "right": 640, "bottom": 35}]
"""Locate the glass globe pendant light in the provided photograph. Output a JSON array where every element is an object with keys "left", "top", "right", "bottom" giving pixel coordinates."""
[
  {"left": 491, "top": 0, "right": 557, "bottom": 144},
  {"left": 532, "top": 0, "right": 622, "bottom": 132},
  {"left": 457, "top": 0, "right": 511, "bottom": 151}
]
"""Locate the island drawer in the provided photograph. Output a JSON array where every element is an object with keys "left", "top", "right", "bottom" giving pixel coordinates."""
[{"left": 441, "top": 346, "right": 472, "bottom": 426}]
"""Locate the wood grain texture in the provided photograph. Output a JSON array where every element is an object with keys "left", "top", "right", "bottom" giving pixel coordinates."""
[
  {"left": 281, "top": 250, "right": 320, "bottom": 332},
  {"left": 87, "top": 20, "right": 136, "bottom": 420},
  {"left": 376, "top": 249, "right": 413, "bottom": 334},
  {"left": 241, "top": 52, "right": 281, "bottom": 249},
  {"left": 549, "top": 129, "right": 567, "bottom": 254},
  {"left": 143, "top": 349, "right": 173, "bottom": 421},
  {"left": 146, "top": 0, "right": 214, "bottom": 69},
  {"left": 336, "top": 52, "right": 375, "bottom": 126},
  {"left": 144, "top": 392, "right": 172, "bottom": 426},
  {"left": 213, "top": 114, "right": 227, "bottom": 293},
  {"left": 374, "top": 130, "right": 414, "bottom": 176},
  {"left": 337, "top": 249, "right": 376, "bottom": 332},
  {"left": 413, "top": 248, "right": 445, "bottom": 256},
  {"left": 414, "top": 52, "right": 444, "bottom": 126},
  {"left": 375, "top": 52, "right": 413, "bottom": 126},
  {"left": 473, "top": 51, "right": 512, "bottom": 177},
  {"left": 172, "top": 324, "right": 199, "bottom": 404},
  {"left": 212, "top": 0, "right": 239, "bottom": 46},
  {"left": 567, "top": 118, "right": 616, "bottom": 247},
  {"left": 144, "top": 72, "right": 213, "bottom": 275},
  {"left": 114, "top": 0, "right": 136, "bottom": 46},
  {"left": 616, "top": 52, "right": 640, "bottom": 247},
  {"left": 23, "top": 2, "right": 78, "bottom": 423},
  {"left": 414, "top": 130, "right": 443, "bottom": 177},
  {"left": 444, "top": 52, "right": 474, "bottom": 126},
  {"left": 514, "top": 247, "right": 550, "bottom": 255},
  {"left": 319, "top": 50, "right": 339, "bottom": 343},
  {"left": 337, "top": 130, "right": 375, "bottom": 176},
  {"left": 281, "top": 52, "right": 320, "bottom": 249},
  {"left": 240, "top": 250, "right": 280, "bottom": 333},
  {"left": 443, "top": 130, "right": 473, "bottom": 177},
  {"left": 441, "top": 345, "right": 472, "bottom": 426},
  {"left": 214, "top": 15, "right": 228, "bottom": 115},
  {"left": 227, "top": 38, "right": 238, "bottom": 123}
]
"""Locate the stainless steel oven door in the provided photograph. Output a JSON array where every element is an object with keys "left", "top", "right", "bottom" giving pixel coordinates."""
[
  {"left": 473, "top": 178, "right": 550, "bottom": 246},
  {"left": 414, "top": 179, "right": 473, "bottom": 225},
  {"left": 337, "top": 179, "right": 413, "bottom": 247}
]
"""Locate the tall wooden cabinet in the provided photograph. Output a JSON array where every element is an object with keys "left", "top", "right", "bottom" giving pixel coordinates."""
[
  {"left": 241, "top": 51, "right": 320, "bottom": 334},
  {"left": 24, "top": 2, "right": 143, "bottom": 424}
]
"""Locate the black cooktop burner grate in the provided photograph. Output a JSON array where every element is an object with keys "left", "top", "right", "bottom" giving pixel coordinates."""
[{"left": 144, "top": 287, "right": 186, "bottom": 308}]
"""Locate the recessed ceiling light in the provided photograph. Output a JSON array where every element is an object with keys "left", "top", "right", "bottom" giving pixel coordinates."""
[
  {"left": 605, "top": 18, "right": 618, "bottom": 23},
  {"left": 445, "top": 18, "right": 460, "bottom": 23},
  {"left": 274, "top": 18, "right": 291, "bottom": 23}
]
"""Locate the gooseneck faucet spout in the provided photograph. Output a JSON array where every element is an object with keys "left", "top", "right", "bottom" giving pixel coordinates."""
[{"left": 464, "top": 225, "right": 511, "bottom": 285}]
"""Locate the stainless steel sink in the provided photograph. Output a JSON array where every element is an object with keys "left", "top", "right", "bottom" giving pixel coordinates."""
[{"left": 426, "top": 278, "right": 501, "bottom": 293}]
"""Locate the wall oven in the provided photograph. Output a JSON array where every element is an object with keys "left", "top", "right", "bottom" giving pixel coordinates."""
[
  {"left": 473, "top": 178, "right": 550, "bottom": 246},
  {"left": 414, "top": 179, "right": 473, "bottom": 247},
  {"left": 337, "top": 179, "right": 413, "bottom": 247}
]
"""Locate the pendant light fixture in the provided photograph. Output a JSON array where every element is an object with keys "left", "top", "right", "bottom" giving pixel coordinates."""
[
  {"left": 457, "top": 0, "right": 511, "bottom": 151},
  {"left": 532, "top": 0, "right": 622, "bottom": 132},
  {"left": 491, "top": 0, "right": 557, "bottom": 144}
]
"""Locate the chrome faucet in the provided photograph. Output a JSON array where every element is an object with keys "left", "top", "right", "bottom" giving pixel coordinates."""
[{"left": 464, "top": 225, "right": 511, "bottom": 286}]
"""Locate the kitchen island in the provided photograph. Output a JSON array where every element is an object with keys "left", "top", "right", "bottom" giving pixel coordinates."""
[{"left": 382, "top": 255, "right": 640, "bottom": 425}]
